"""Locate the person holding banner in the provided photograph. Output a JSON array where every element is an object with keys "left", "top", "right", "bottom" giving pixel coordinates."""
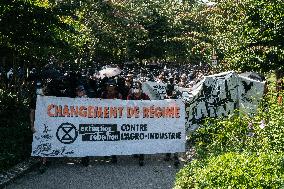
[
  {"left": 76, "top": 84, "right": 88, "bottom": 98},
  {"left": 122, "top": 77, "right": 132, "bottom": 99},
  {"left": 30, "top": 80, "right": 49, "bottom": 173},
  {"left": 164, "top": 84, "right": 180, "bottom": 167},
  {"left": 101, "top": 79, "right": 123, "bottom": 100},
  {"left": 127, "top": 81, "right": 150, "bottom": 101},
  {"left": 75, "top": 84, "right": 90, "bottom": 166},
  {"left": 127, "top": 81, "right": 150, "bottom": 166},
  {"left": 101, "top": 79, "right": 122, "bottom": 164}
]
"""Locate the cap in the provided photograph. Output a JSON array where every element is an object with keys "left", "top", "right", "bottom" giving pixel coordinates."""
[
  {"left": 106, "top": 79, "right": 116, "bottom": 87},
  {"left": 76, "top": 85, "right": 85, "bottom": 92}
]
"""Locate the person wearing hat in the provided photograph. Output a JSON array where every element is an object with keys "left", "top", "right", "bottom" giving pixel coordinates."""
[
  {"left": 101, "top": 79, "right": 122, "bottom": 100},
  {"left": 76, "top": 84, "right": 87, "bottom": 98},
  {"left": 100, "top": 79, "right": 122, "bottom": 164},
  {"left": 126, "top": 73, "right": 133, "bottom": 79},
  {"left": 127, "top": 81, "right": 150, "bottom": 166},
  {"left": 75, "top": 84, "right": 90, "bottom": 166}
]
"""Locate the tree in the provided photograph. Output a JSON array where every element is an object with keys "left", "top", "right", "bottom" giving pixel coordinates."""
[
  {"left": 206, "top": 0, "right": 284, "bottom": 76},
  {"left": 0, "top": 0, "right": 81, "bottom": 68},
  {"left": 0, "top": 0, "right": 214, "bottom": 68},
  {"left": 76, "top": 0, "right": 211, "bottom": 65}
]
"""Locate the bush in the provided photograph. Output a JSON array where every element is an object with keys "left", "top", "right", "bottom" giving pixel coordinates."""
[
  {"left": 0, "top": 89, "right": 32, "bottom": 171},
  {"left": 175, "top": 152, "right": 284, "bottom": 189},
  {"left": 189, "top": 112, "right": 250, "bottom": 159},
  {"left": 255, "top": 91, "right": 284, "bottom": 153},
  {"left": 188, "top": 91, "right": 284, "bottom": 159},
  {"left": 176, "top": 88, "right": 284, "bottom": 188}
]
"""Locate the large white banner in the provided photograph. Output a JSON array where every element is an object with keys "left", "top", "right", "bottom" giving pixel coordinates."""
[
  {"left": 184, "top": 71, "right": 265, "bottom": 131},
  {"left": 32, "top": 96, "right": 185, "bottom": 157}
]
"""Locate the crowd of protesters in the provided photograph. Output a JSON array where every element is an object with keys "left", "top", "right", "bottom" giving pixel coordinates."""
[
  {"left": 3, "top": 58, "right": 279, "bottom": 176},
  {"left": 2, "top": 61, "right": 275, "bottom": 173},
  {"left": 0, "top": 62, "right": 209, "bottom": 100},
  {"left": 0, "top": 61, "right": 210, "bottom": 173}
]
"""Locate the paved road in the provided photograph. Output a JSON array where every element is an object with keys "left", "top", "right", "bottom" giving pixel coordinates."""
[{"left": 4, "top": 154, "right": 183, "bottom": 189}]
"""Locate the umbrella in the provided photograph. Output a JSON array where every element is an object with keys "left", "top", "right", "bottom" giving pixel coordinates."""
[{"left": 98, "top": 67, "right": 122, "bottom": 78}]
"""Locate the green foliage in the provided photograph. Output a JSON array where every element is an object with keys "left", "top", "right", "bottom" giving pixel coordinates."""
[
  {"left": 76, "top": 0, "right": 210, "bottom": 64},
  {"left": 2, "top": 0, "right": 284, "bottom": 73},
  {"left": 188, "top": 89, "right": 284, "bottom": 159},
  {"left": 0, "top": 89, "right": 32, "bottom": 172},
  {"left": 254, "top": 91, "right": 284, "bottom": 153},
  {"left": 0, "top": 0, "right": 212, "bottom": 68},
  {"left": 189, "top": 112, "right": 250, "bottom": 158},
  {"left": 0, "top": 0, "right": 82, "bottom": 67},
  {"left": 205, "top": 0, "right": 284, "bottom": 73},
  {"left": 175, "top": 84, "right": 284, "bottom": 188},
  {"left": 175, "top": 152, "right": 284, "bottom": 189}
]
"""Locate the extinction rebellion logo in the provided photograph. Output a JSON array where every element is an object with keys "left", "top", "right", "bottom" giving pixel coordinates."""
[{"left": 56, "top": 123, "right": 78, "bottom": 144}]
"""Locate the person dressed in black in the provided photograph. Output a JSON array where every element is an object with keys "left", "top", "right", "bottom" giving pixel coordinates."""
[
  {"left": 101, "top": 79, "right": 123, "bottom": 100},
  {"left": 127, "top": 81, "right": 150, "bottom": 166},
  {"left": 121, "top": 77, "right": 132, "bottom": 99},
  {"left": 75, "top": 84, "right": 90, "bottom": 166},
  {"left": 164, "top": 84, "right": 180, "bottom": 167},
  {"left": 101, "top": 79, "right": 122, "bottom": 164},
  {"left": 30, "top": 78, "right": 56, "bottom": 173}
]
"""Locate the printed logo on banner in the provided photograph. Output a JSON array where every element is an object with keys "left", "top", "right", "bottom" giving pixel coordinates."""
[
  {"left": 79, "top": 124, "right": 120, "bottom": 141},
  {"left": 56, "top": 122, "right": 78, "bottom": 144}
]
